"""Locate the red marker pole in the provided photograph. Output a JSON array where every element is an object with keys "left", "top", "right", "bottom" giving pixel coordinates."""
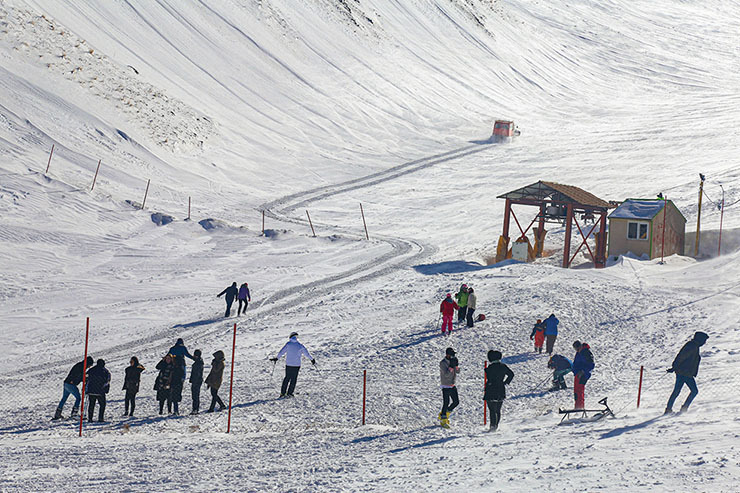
[
  {"left": 637, "top": 366, "right": 644, "bottom": 409},
  {"left": 45, "top": 144, "right": 55, "bottom": 174},
  {"left": 483, "top": 361, "right": 488, "bottom": 426},
  {"left": 226, "top": 323, "right": 237, "bottom": 433},
  {"left": 90, "top": 160, "right": 101, "bottom": 191},
  {"left": 362, "top": 369, "right": 367, "bottom": 426},
  {"left": 78, "top": 317, "right": 90, "bottom": 437}
]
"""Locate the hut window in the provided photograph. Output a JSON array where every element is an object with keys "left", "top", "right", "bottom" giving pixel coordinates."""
[{"left": 627, "top": 222, "right": 649, "bottom": 240}]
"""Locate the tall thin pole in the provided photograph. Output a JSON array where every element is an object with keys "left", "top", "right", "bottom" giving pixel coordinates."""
[
  {"left": 306, "top": 210, "right": 316, "bottom": 237},
  {"left": 90, "top": 160, "right": 101, "bottom": 191},
  {"left": 694, "top": 177, "right": 704, "bottom": 257},
  {"left": 188, "top": 196, "right": 191, "bottom": 220},
  {"left": 362, "top": 369, "right": 367, "bottom": 426},
  {"left": 660, "top": 195, "right": 667, "bottom": 263},
  {"left": 78, "top": 317, "right": 90, "bottom": 437},
  {"left": 262, "top": 210, "right": 265, "bottom": 235},
  {"left": 637, "top": 366, "right": 644, "bottom": 409},
  {"left": 45, "top": 144, "right": 55, "bottom": 174},
  {"left": 718, "top": 185, "right": 725, "bottom": 257},
  {"left": 141, "top": 179, "right": 150, "bottom": 210},
  {"left": 483, "top": 361, "right": 488, "bottom": 426},
  {"left": 360, "top": 203, "right": 369, "bottom": 240},
  {"left": 227, "top": 323, "right": 237, "bottom": 433}
]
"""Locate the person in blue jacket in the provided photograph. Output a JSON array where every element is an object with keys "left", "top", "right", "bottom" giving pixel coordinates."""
[
  {"left": 544, "top": 313, "right": 559, "bottom": 354},
  {"left": 217, "top": 282, "right": 239, "bottom": 317},
  {"left": 572, "top": 341, "right": 594, "bottom": 410},
  {"left": 168, "top": 338, "right": 194, "bottom": 380},
  {"left": 665, "top": 331, "right": 708, "bottom": 414}
]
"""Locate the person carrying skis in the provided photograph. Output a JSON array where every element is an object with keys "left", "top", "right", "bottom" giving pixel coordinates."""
[
  {"left": 53, "top": 356, "right": 93, "bottom": 420},
  {"left": 85, "top": 359, "right": 111, "bottom": 422},
  {"left": 466, "top": 287, "right": 477, "bottom": 328},
  {"left": 439, "top": 347, "right": 460, "bottom": 428},
  {"left": 530, "top": 319, "right": 546, "bottom": 353},
  {"left": 439, "top": 293, "right": 459, "bottom": 334},
  {"left": 483, "top": 350, "right": 514, "bottom": 432},
  {"left": 665, "top": 331, "right": 709, "bottom": 414},
  {"left": 270, "top": 332, "right": 316, "bottom": 398},
  {"left": 122, "top": 356, "right": 145, "bottom": 417},
  {"left": 237, "top": 282, "right": 251, "bottom": 315},
  {"left": 547, "top": 354, "right": 572, "bottom": 391},
  {"left": 544, "top": 313, "right": 559, "bottom": 354},
  {"left": 205, "top": 350, "right": 226, "bottom": 412},
  {"left": 217, "top": 282, "right": 239, "bottom": 317},
  {"left": 572, "top": 341, "right": 595, "bottom": 410},
  {"left": 168, "top": 338, "right": 194, "bottom": 380},
  {"left": 454, "top": 284, "right": 469, "bottom": 323},
  {"left": 155, "top": 354, "right": 175, "bottom": 414},
  {"left": 190, "top": 349, "right": 204, "bottom": 415}
]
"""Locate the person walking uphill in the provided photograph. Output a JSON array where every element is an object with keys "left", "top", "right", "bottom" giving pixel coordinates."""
[
  {"left": 53, "top": 356, "right": 93, "bottom": 420},
  {"left": 237, "top": 282, "right": 251, "bottom": 315},
  {"left": 439, "top": 347, "right": 460, "bottom": 428},
  {"left": 190, "top": 349, "right": 204, "bottom": 415},
  {"left": 483, "top": 350, "right": 514, "bottom": 432},
  {"left": 530, "top": 319, "right": 546, "bottom": 353},
  {"left": 454, "top": 284, "right": 469, "bottom": 323},
  {"left": 122, "top": 357, "right": 145, "bottom": 417},
  {"left": 544, "top": 313, "right": 559, "bottom": 354},
  {"left": 572, "top": 341, "right": 595, "bottom": 410},
  {"left": 85, "top": 359, "right": 111, "bottom": 422},
  {"left": 439, "top": 293, "right": 459, "bottom": 334},
  {"left": 217, "top": 282, "right": 239, "bottom": 317},
  {"left": 271, "top": 332, "right": 316, "bottom": 398},
  {"left": 205, "top": 350, "right": 226, "bottom": 412},
  {"left": 665, "top": 331, "right": 709, "bottom": 414},
  {"left": 465, "top": 287, "right": 477, "bottom": 328}
]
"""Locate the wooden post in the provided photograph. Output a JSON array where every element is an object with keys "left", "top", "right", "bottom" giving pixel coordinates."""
[
  {"left": 362, "top": 369, "right": 367, "bottom": 426},
  {"left": 636, "top": 366, "right": 644, "bottom": 409},
  {"left": 306, "top": 210, "right": 316, "bottom": 237},
  {"left": 78, "top": 317, "right": 90, "bottom": 437},
  {"left": 141, "top": 179, "right": 150, "bottom": 210},
  {"left": 660, "top": 196, "right": 667, "bottom": 263},
  {"left": 45, "top": 144, "right": 55, "bottom": 174},
  {"left": 483, "top": 361, "right": 488, "bottom": 425},
  {"left": 90, "top": 160, "right": 101, "bottom": 191},
  {"left": 562, "top": 203, "right": 574, "bottom": 268},
  {"left": 360, "top": 203, "right": 369, "bottom": 240},
  {"left": 262, "top": 210, "right": 265, "bottom": 235},
  {"left": 188, "top": 196, "right": 191, "bottom": 220},
  {"left": 227, "top": 323, "right": 237, "bottom": 433},
  {"left": 694, "top": 178, "right": 704, "bottom": 257}
]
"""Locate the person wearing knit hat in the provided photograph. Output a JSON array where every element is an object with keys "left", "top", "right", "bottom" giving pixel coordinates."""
[
  {"left": 439, "top": 348, "right": 460, "bottom": 428},
  {"left": 665, "top": 331, "right": 709, "bottom": 414},
  {"left": 484, "top": 350, "right": 514, "bottom": 432}
]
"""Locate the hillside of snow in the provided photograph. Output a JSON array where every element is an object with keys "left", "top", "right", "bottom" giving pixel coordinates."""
[{"left": 1, "top": 0, "right": 740, "bottom": 491}]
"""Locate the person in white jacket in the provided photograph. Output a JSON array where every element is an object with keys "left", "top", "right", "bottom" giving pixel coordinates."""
[{"left": 270, "top": 332, "right": 315, "bottom": 398}]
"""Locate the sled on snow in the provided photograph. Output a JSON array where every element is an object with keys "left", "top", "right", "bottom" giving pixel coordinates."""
[{"left": 558, "top": 397, "right": 614, "bottom": 424}]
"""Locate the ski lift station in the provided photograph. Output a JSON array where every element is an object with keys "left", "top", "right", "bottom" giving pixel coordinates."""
[{"left": 607, "top": 199, "right": 686, "bottom": 260}]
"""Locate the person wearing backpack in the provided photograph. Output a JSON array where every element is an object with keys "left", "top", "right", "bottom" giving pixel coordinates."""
[{"left": 572, "top": 341, "right": 594, "bottom": 410}]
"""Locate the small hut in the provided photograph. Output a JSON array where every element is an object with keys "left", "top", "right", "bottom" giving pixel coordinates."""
[{"left": 607, "top": 199, "right": 686, "bottom": 259}]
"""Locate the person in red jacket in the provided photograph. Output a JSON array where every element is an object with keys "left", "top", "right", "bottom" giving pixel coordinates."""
[{"left": 439, "top": 293, "right": 459, "bottom": 334}]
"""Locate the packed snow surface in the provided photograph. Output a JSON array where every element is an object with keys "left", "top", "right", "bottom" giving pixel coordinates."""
[{"left": 1, "top": 0, "right": 740, "bottom": 491}]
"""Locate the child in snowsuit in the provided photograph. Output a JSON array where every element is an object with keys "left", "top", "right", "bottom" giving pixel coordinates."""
[
  {"left": 155, "top": 354, "right": 175, "bottom": 414},
  {"left": 439, "top": 347, "right": 460, "bottom": 427},
  {"left": 237, "top": 282, "right": 251, "bottom": 315},
  {"left": 122, "top": 356, "right": 145, "bottom": 417},
  {"left": 454, "top": 284, "right": 468, "bottom": 323},
  {"left": 217, "top": 282, "right": 239, "bottom": 317},
  {"left": 205, "top": 350, "right": 226, "bottom": 412},
  {"left": 484, "top": 350, "right": 514, "bottom": 432},
  {"left": 572, "top": 341, "right": 595, "bottom": 410},
  {"left": 439, "top": 294, "right": 459, "bottom": 334},
  {"left": 547, "top": 354, "right": 572, "bottom": 390},
  {"left": 530, "top": 319, "right": 546, "bottom": 353},
  {"left": 465, "top": 287, "right": 477, "bottom": 328},
  {"left": 190, "top": 349, "right": 204, "bottom": 415},
  {"left": 665, "top": 331, "right": 708, "bottom": 414}
]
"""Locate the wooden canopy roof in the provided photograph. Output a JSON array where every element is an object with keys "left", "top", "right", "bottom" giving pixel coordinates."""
[{"left": 497, "top": 181, "right": 612, "bottom": 209}]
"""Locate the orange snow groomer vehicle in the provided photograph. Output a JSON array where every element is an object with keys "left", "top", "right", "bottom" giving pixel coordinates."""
[{"left": 492, "top": 120, "right": 520, "bottom": 141}]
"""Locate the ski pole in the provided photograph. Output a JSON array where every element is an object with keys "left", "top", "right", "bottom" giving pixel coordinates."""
[
  {"left": 435, "top": 313, "right": 441, "bottom": 331},
  {"left": 270, "top": 359, "right": 277, "bottom": 381},
  {"left": 532, "top": 374, "right": 551, "bottom": 391}
]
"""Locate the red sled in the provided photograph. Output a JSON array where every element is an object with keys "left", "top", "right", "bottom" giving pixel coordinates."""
[{"left": 476, "top": 314, "right": 486, "bottom": 322}]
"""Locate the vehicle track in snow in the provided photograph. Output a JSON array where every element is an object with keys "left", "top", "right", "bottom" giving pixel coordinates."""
[{"left": 11, "top": 141, "right": 495, "bottom": 378}]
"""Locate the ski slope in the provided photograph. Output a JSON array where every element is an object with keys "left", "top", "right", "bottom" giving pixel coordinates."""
[{"left": 1, "top": 0, "right": 740, "bottom": 491}]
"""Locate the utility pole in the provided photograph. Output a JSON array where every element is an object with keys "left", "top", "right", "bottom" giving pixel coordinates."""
[{"left": 694, "top": 174, "right": 705, "bottom": 257}]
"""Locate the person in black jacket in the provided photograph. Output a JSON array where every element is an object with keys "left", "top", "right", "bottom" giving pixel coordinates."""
[
  {"left": 217, "top": 282, "right": 239, "bottom": 317},
  {"left": 483, "top": 350, "right": 514, "bottom": 432},
  {"left": 85, "top": 359, "right": 111, "bottom": 422},
  {"left": 123, "top": 357, "right": 145, "bottom": 417},
  {"left": 190, "top": 349, "right": 204, "bottom": 415},
  {"left": 53, "top": 356, "right": 94, "bottom": 420},
  {"left": 665, "top": 331, "right": 709, "bottom": 414},
  {"left": 155, "top": 354, "right": 175, "bottom": 414},
  {"left": 170, "top": 357, "right": 185, "bottom": 415}
]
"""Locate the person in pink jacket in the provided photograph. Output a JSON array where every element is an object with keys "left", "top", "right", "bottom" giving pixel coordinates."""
[{"left": 439, "top": 293, "right": 459, "bottom": 334}]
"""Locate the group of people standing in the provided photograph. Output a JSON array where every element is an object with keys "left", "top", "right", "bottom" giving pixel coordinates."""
[
  {"left": 217, "top": 282, "right": 251, "bottom": 317},
  {"left": 529, "top": 313, "right": 559, "bottom": 354},
  {"left": 53, "top": 338, "right": 228, "bottom": 422},
  {"left": 439, "top": 284, "right": 478, "bottom": 333}
]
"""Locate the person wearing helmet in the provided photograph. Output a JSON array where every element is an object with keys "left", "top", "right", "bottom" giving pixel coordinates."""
[
  {"left": 270, "top": 332, "right": 315, "bottom": 398},
  {"left": 483, "top": 350, "right": 514, "bottom": 432},
  {"left": 665, "top": 332, "right": 709, "bottom": 414},
  {"left": 530, "top": 319, "right": 546, "bottom": 353},
  {"left": 439, "top": 347, "right": 460, "bottom": 428},
  {"left": 439, "top": 293, "right": 459, "bottom": 334}
]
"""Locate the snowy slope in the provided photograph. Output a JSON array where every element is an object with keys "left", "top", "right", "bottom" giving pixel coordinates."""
[{"left": 1, "top": 0, "right": 740, "bottom": 491}]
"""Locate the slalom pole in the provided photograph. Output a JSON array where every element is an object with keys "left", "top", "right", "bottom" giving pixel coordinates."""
[
  {"left": 362, "top": 369, "right": 367, "bottom": 426},
  {"left": 90, "top": 160, "right": 101, "bottom": 191},
  {"left": 226, "top": 323, "right": 237, "bottom": 433},
  {"left": 78, "top": 317, "right": 90, "bottom": 437},
  {"left": 306, "top": 210, "right": 316, "bottom": 237},
  {"left": 45, "top": 144, "right": 55, "bottom": 174},
  {"left": 637, "top": 366, "right": 644, "bottom": 409},
  {"left": 360, "top": 203, "right": 369, "bottom": 240},
  {"left": 141, "top": 179, "right": 150, "bottom": 210},
  {"left": 483, "top": 361, "right": 488, "bottom": 426}
]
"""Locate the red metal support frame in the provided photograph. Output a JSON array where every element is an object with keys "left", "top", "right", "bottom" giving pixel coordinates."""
[
  {"left": 562, "top": 204, "right": 574, "bottom": 268},
  {"left": 568, "top": 215, "right": 599, "bottom": 266},
  {"left": 595, "top": 212, "right": 607, "bottom": 268}
]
